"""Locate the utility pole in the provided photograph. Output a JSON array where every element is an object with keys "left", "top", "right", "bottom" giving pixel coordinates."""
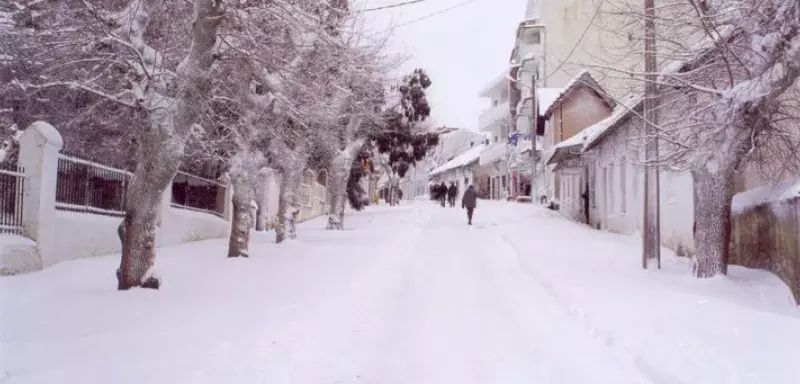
[
  {"left": 530, "top": 63, "right": 539, "bottom": 203},
  {"left": 642, "top": 0, "right": 661, "bottom": 269}
]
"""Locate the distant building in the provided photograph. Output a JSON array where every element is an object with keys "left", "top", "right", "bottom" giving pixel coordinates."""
[{"left": 399, "top": 127, "right": 484, "bottom": 200}]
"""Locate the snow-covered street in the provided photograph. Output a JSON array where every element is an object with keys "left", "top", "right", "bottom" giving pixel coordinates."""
[{"left": 2, "top": 201, "right": 800, "bottom": 384}]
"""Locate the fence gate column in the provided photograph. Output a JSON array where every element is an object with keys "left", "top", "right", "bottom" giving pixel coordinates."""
[{"left": 18, "top": 122, "right": 63, "bottom": 268}]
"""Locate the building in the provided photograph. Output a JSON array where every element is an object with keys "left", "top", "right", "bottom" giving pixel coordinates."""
[
  {"left": 428, "top": 143, "right": 487, "bottom": 195},
  {"left": 539, "top": 71, "right": 615, "bottom": 206},
  {"left": 476, "top": 74, "right": 513, "bottom": 199},
  {"left": 400, "top": 127, "right": 484, "bottom": 200}
]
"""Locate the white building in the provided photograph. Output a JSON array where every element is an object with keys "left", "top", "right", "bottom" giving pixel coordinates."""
[
  {"left": 400, "top": 127, "right": 484, "bottom": 200},
  {"left": 476, "top": 74, "right": 513, "bottom": 200},
  {"left": 428, "top": 143, "right": 487, "bottom": 195}
]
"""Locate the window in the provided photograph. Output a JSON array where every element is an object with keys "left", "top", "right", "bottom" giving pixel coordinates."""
[
  {"left": 529, "top": 30, "right": 541, "bottom": 44},
  {"left": 464, "top": 177, "right": 469, "bottom": 186},
  {"left": 620, "top": 157, "right": 627, "bottom": 214}
]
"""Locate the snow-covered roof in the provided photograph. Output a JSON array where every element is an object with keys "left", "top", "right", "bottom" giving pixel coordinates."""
[
  {"left": 478, "top": 73, "right": 510, "bottom": 98},
  {"left": 429, "top": 144, "right": 487, "bottom": 177},
  {"left": 479, "top": 141, "right": 507, "bottom": 166},
  {"left": 540, "top": 71, "right": 615, "bottom": 118},
  {"left": 731, "top": 179, "right": 800, "bottom": 214},
  {"left": 581, "top": 94, "right": 642, "bottom": 151},
  {"left": 546, "top": 104, "right": 635, "bottom": 165}
]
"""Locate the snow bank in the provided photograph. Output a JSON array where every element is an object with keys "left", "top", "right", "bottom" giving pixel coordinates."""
[
  {"left": 731, "top": 179, "right": 800, "bottom": 214},
  {"left": 492, "top": 202, "right": 800, "bottom": 383},
  {"left": 0, "top": 234, "right": 39, "bottom": 275}
]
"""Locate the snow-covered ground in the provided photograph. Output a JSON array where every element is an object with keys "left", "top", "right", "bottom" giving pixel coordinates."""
[{"left": 1, "top": 201, "right": 799, "bottom": 384}]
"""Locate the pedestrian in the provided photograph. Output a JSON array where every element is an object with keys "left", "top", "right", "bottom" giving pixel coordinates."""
[
  {"left": 439, "top": 182, "right": 447, "bottom": 207},
  {"left": 447, "top": 182, "right": 458, "bottom": 207},
  {"left": 461, "top": 184, "right": 478, "bottom": 225}
]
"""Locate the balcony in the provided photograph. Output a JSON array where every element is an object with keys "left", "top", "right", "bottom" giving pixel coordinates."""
[{"left": 478, "top": 100, "right": 510, "bottom": 132}]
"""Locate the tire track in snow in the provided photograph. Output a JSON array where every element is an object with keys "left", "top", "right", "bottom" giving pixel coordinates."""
[{"left": 496, "top": 231, "right": 688, "bottom": 384}]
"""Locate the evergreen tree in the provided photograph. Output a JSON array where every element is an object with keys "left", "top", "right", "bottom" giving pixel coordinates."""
[{"left": 345, "top": 69, "right": 439, "bottom": 208}]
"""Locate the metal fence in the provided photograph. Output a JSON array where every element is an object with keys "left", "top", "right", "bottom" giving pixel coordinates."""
[
  {"left": 55, "top": 151, "right": 131, "bottom": 217},
  {"left": 0, "top": 162, "right": 25, "bottom": 234},
  {"left": 171, "top": 170, "right": 225, "bottom": 217}
]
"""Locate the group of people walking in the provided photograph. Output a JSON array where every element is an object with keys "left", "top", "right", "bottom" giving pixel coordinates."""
[{"left": 430, "top": 181, "right": 478, "bottom": 225}]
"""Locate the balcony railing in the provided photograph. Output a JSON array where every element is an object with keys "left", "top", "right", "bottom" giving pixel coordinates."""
[{"left": 479, "top": 100, "right": 510, "bottom": 131}]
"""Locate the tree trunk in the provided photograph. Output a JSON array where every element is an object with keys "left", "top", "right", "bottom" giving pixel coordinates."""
[
  {"left": 255, "top": 205, "right": 267, "bottom": 231},
  {"left": 326, "top": 140, "right": 362, "bottom": 230},
  {"left": 227, "top": 178, "right": 254, "bottom": 258},
  {"left": 253, "top": 166, "right": 272, "bottom": 232},
  {"left": 118, "top": 151, "right": 177, "bottom": 290},
  {"left": 276, "top": 168, "right": 300, "bottom": 243},
  {"left": 691, "top": 167, "right": 735, "bottom": 278},
  {"left": 116, "top": 0, "right": 223, "bottom": 290}
]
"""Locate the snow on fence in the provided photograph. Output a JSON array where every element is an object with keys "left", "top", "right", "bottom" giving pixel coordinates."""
[
  {"left": 0, "top": 162, "right": 25, "bottom": 235},
  {"left": 56, "top": 151, "right": 130, "bottom": 217},
  {"left": 171, "top": 170, "right": 226, "bottom": 218},
  {"left": 731, "top": 195, "right": 800, "bottom": 304}
]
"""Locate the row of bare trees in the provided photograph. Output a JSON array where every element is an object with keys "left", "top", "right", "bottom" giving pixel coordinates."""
[{"left": 0, "top": 0, "right": 427, "bottom": 289}]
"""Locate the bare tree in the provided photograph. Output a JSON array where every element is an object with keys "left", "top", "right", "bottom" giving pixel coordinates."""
[{"left": 592, "top": 0, "right": 800, "bottom": 277}]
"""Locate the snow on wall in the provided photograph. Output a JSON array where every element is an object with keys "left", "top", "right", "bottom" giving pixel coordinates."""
[
  {"left": 159, "top": 207, "right": 228, "bottom": 246},
  {"left": 51, "top": 206, "right": 229, "bottom": 267}
]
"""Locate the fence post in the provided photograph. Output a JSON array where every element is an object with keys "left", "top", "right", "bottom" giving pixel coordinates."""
[
  {"left": 218, "top": 172, "right": 234, "bottom": 222},
  {"left": 18, "top": 121, "right": 63, "bottom": 268}
]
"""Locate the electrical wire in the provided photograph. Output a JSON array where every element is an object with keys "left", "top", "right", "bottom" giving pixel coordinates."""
[
  {"left": 542, "top": 0, "right": 607, "bottom": 82},
  {"left": 361, "top": 0, "right": 426, "bottom": 13},
  {"left": 393, "top": 0, "right": 484, "bottom": 28}
]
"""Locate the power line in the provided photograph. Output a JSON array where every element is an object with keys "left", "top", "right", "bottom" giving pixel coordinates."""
[
  {"left": 543, "top": 0, "right": 607, "bottom": 82},
  {"left": 361, "top": 0, "right": 426, "bottom": 13},
  {"left": 394, "top": 0, "right": 484, "bottom": 28}
]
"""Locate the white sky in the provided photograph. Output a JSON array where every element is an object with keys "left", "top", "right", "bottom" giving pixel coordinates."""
[{"left": 355, "top": 0, "right": 526, "bottom": 131}]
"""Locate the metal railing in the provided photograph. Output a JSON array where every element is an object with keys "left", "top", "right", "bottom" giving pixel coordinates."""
[
  {"left": 0, "top": 162, "right": 25, "bottom": 234},
  {"left": 170, "top": 170, "right": 225, "bottom": 217},
  {"left": 55, "top": 151, "right": 130, "bottom": 217}
]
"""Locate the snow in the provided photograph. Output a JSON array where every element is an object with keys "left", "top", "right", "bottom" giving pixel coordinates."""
[
  {"left": 2, "top": 202, "right": 799, "bottom": 383},
  {"left": 582, "top": 94, "right": 641, "bottom": 151},
  {"left": 537, "top": 87, "right": 565, "bottom": 114},
  {"left": 0, "top": 234, "right": 39, "bottom": 275},
  {"left": 731, "top": 178, "right": 800, "bottom": 214},
  {"left": 428, "top": 143, "right": 486, "bottom": 177}
]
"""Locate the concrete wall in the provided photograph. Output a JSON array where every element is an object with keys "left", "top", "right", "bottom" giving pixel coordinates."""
[{"left": 1, "top": 122, "right": 330, "bottom": 275}]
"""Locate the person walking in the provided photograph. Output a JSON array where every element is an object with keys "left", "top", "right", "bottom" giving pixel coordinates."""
[
  {"left": 447, "top": 182, "right": 458, "bottom": 207},
  {"left": 439, "top": 182, "right": 447, "bottom": 207},
  {"left": 461, "top": 184, "right": 478, "bottom": 225}
]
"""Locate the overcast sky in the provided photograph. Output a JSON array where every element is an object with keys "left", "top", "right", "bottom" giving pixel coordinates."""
[{"left": 356, "top": 0, "right": 526, "bottom": 131}]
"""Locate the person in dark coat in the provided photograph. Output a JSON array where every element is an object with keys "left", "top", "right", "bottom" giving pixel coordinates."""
[
  {"left": 461, "top": 184, "right": 478, "bottom": 225},
  {"left": 439, "top": 182, "right": 447, "bottom": 207},
  {"left": 447, "top": 182, "right": 458, "bottom": 207}
]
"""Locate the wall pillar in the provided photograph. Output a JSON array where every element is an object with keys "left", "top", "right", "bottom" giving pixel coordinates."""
[{"left": 18, "top": 121, "right": 63, "bottom": 268}]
